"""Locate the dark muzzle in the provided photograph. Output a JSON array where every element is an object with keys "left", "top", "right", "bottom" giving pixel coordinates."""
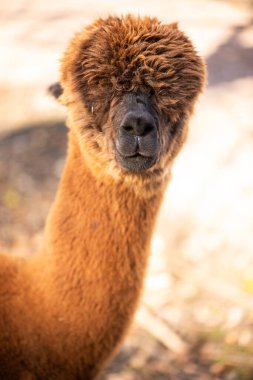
[{"left": 115, "top": 94, "right": 159, "bottom": 172}]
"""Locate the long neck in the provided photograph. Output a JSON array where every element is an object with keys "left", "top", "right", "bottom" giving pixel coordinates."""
[
  {"left": 43, "top": 133, "right": 164, "bottom": 291},
  {"left": 35, "top": 133, "right": 164, "bottom": 361}
]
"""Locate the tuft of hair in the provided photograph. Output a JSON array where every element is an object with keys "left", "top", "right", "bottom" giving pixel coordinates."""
[{"left": 60, "top": 15, "right": 206, "bottom": 120}]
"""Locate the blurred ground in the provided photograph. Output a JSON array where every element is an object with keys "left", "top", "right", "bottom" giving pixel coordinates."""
[{"left": 1, "top": 0, "right": 253, "bottom": 379}]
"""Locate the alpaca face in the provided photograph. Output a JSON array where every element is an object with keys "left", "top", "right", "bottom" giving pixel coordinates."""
[{"left": 59, "top": 15, "right": 205, "bottom": 182}]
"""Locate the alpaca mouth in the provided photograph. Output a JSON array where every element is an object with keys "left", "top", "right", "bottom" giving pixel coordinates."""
[{"left": 116, "top": 151, "right": 157, "bottom": 173}]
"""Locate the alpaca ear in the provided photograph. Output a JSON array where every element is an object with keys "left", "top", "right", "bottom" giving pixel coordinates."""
[
  {"left": 48, "top": 82, "right": 64, "bottom": 101},
  {"left": 48, "top": 82, "right": 76, "bottom": 106}
]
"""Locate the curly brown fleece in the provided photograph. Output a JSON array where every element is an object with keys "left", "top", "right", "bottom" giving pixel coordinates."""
[{"left": 0, "top": 15, "right": 205, "bottom": 380}]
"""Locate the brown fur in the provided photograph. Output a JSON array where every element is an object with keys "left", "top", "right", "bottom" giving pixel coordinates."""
[{"left": 0, "top": 15, "right": 205, "bottom": 380}]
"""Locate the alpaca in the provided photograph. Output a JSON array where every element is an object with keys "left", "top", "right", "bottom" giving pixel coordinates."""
[{"left": 0, "top": 15, "right": 205, "bottom": 380}]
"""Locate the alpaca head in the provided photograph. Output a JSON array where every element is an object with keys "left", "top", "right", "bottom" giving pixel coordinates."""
[{"left": 56, "top": 15, "right": 206, "bottom": 187}]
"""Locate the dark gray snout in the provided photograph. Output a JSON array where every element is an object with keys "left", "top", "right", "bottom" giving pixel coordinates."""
[{"left": 115, "top": 94, "right": 159, "bottom": 173}]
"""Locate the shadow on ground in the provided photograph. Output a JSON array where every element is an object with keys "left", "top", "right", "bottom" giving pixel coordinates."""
[
  {"left": 207, "top": 19, "right": 253, "bottom": 86},
  {"left": 0, "top": 121, "right": 67, "bottom": 253}
]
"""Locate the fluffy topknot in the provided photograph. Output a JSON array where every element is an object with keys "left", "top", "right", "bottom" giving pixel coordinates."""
[{"left": 61, "top": 15, "right": 206, "bottom": 119}]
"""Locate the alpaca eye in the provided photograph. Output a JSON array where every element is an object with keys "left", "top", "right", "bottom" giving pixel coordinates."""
[
  {"left": 163, "top": 113, "right": 170, "bottom": 125},
  {"left": 147, "top": 88, "right": 155, "bottom": 98},
  {"left": 170, "top": 122, "right": 178, "bottom": 136},
  {"left": 170, "top": 119, "right": 184, "bottom": 136}
]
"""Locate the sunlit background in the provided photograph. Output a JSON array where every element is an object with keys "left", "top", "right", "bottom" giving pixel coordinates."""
[{"left": 0, "top": 0, "right": 253, "bottom": 379}]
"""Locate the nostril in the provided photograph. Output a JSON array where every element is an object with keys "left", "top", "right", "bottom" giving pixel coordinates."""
[
  {"left": 120, "top": 112, "right": 156, "bottom": 137},
  {"left": 122, "top": 125, "right": 134, "bottom": 133},
  {"left": 143, "top": 124, "right": 154, "bottom": 135},
  {"left": 122, "top": 122, "right": 154, "bottom": 136}
]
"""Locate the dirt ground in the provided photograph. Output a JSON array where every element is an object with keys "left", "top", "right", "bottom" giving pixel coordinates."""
[{"left": 0, "top": 0, "right": 253, "bottom": 379}]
